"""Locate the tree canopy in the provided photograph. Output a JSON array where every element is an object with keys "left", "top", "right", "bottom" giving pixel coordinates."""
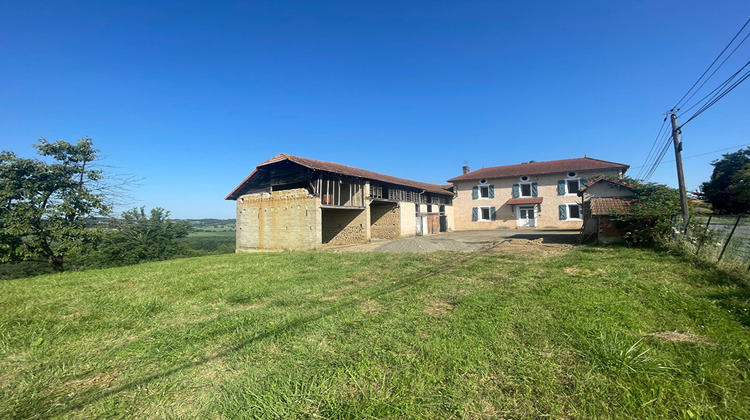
[
  {"left": 91, "top": 207, "right": 191, "bottom": 267},
  {"left": 699, "top": 147, "right": 750, "bottom": 214},
  {"left": 0, "top": 138, "right": 110, "bottom": 272}
]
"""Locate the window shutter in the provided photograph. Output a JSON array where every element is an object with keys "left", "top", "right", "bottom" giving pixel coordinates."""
[
  {"left": 490, "top": 207, "right": 497, "bottom": 221},
  {"left": 579, "top": 178, "right": 587, "bottom": 189},
  {"left": 559, "top": 204, "right": 567, "bottom": 220},
  {"left": 472, "top": 186, "right": 479, "bottom": 199},
  {"left": 531, "top": 182, "right": 538, "bottom": 197},
  {"left": 557, "top": 180, "right": 566, "bottom": 195},
  {"left": 512, "top": 184, "right": 520, "bottom": 198},
  {"left": 488, "top": 184, "right": 494, "bottom": 198},
  {"left": 472, "top": 207, "right": 478, "bottom": 221}
]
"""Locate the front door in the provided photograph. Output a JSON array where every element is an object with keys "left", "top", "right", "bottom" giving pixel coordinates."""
[{"left": 517, "top": 206, "right": 536, "bottom": 227}]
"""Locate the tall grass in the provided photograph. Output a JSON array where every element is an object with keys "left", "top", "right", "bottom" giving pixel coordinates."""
[{"left": 0, "top": 247, "right": 748, "bottom": 418}]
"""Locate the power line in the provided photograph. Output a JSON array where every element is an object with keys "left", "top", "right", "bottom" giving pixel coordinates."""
[
  {"left": 678, "top": 30, "right": 750, "bottom": 112},
  {"left": 679, "top": 58, "right": 750, "bottom": 118},
  {"left": 681, "top": 63, "right": 750, "bottom": 127},
  {"left": 641, "top": 18, "right": 750, "bottom": 181},
  {"left": 629, "top": 142, "right": 750, "bottom": 170},
  {"left": 642, "top": 131, "right": 673, "bottom": 181},
  {"left": 636, "top": 117, "right": 668, "bottom": 179},
  {"left": 673, "top": 17, "right": 750, "bottom": 110}
]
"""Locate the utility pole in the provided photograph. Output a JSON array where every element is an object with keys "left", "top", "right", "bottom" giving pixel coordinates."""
[{"left": 669, "top": 111, "right": 690, "bottom": 230}]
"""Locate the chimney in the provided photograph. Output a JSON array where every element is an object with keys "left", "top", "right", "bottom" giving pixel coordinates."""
[{"left": 462, "top": 165, "right": 470, "bottom": 175}]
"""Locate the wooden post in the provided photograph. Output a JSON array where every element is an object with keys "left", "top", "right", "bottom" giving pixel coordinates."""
[{"left": 670, "top": 113, "right": 690, "bottom": 234}]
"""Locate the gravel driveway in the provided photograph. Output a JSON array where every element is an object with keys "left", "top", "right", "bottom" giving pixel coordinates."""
[{"left": 323, "top": 229, "right": 581, "bottom": 253}]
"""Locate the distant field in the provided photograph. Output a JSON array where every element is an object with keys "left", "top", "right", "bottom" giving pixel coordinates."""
[{"left": 1, "top": 247, "right": 748, "bottom": 418}]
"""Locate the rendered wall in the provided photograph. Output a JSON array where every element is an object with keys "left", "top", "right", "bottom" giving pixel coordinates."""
[
  {"left": 370, "top": 202, "right": 400, "bottom": 239},
  {"left": 581, "top": 182, "right": 635, "bottom": 201},
  {"left": 399, "top": 202, "right": 417, "bottom": 237},
  {"left": 443, "top": 205, "right": 455, "bottom": 231},
  {"left": 452, "top": 169, "right": 623, "bottom": 230},
  {"left": 236, "top": 188, "right": 321, "bottom": 251}
]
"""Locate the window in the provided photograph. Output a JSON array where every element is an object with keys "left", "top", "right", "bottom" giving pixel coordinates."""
[
  {"left": 513, "top": 182, "right": 537, "bottom": 198},
  {"left": 559, "top": 204, "right": 582, "bottom": 220},
  {"left": 568, "top": 204, "right": 581, "bottom": 219},
  {"left": 472, "top": 206, "right": 496, "bottom": 221},
  {"left": 558, "top": 178, "right": 582, "bottom": 195},
  {"left": 566, "top": 179, "right": 579, "bottom": 195},
  {"left": 472, "top": 184, "right": 494, "bottom": 199},
  {"left": 427, "top": 205, "right": 433, "bottom": 213}
]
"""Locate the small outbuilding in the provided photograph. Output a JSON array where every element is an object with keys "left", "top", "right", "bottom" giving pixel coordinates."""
[
  {"left": 226, "top": 154, "right": 455, "bottom": 251},
  {"left": 577, "top": 177, "right": 635, "bottom": 243}
]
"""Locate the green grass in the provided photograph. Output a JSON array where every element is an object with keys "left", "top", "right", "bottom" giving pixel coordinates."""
[{"left": 1, "top": 247, "right": 749, "bottom": 418}]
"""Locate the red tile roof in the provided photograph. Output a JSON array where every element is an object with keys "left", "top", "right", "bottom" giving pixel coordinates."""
[
  {"left": 507, "top": 198, "right": 543, "bottom": 205},
  {"left": 447, "top": 157, "right": 629, "bottom": 182},
  {"left": 590, "top": 198, "right": 631, "bottom": 216},
  {"left": 226, "top": 153, "right": 454, "bottom": 200}
]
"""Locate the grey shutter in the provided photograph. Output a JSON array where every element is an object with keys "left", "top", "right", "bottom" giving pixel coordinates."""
[
  {"left": 531, "top": 182, "right": 538, "bottom": 197},
  {"left": 472, "top": 207, "right": 478, "bottom": 221},
  {"left": 488, "top": 184, "right": 494, "bottom": 198},
  {"left": 557, "top": 180, "right": 566, "bottom": 195},
  {"left": 472, "top": 186, "right": 479, "bottom": 199},
  {"left": 490, "top": 207, "right": 497, "bottom": 221},
  {"left": 559, "top": 204, "right": 567, "bottom": 220},
  {"left": 512, "top": 184, "right": 520, "bottom": 198}
]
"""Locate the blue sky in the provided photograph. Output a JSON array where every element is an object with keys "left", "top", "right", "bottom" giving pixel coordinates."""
[{"left": 2, "top": 0, "right": 749, "bottom": 219}]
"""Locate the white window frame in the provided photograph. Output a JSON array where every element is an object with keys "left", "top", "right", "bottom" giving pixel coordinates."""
[
  {"left": 519, "top": 182, "right": 533, "bottom": 198},
  {"left": 478, "top": 185, "right": 491, "bottom": 199},
  {"left": 478, "top": 206, "right": 493, "bottom": 221},
  {"left": 564, "top": 176, "right": 581, "bottom": 196},
  {"left": 565, "top": 203, "right": 582, "bottom": 220}
]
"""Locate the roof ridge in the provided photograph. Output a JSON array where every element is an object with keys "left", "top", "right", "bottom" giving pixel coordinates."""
[{"left": 482, "top": 156, "right": 626, "bottom": 171}]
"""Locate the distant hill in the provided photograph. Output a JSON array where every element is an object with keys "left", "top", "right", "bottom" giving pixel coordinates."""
[{"left": 181, "top": 218, "right": 236, "bottom": 232}]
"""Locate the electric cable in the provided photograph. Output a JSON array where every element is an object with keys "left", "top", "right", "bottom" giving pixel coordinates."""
[
  {"left": 636, "top": 118, "right": 668, "bottom": 179},
  {"left": 673, "top": 17, "right": 750, "bottom": 110}
]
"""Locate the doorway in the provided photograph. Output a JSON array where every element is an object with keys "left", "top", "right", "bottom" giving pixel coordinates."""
[{"left": 516, "top": 205, "right": 536, "bottom": 227}]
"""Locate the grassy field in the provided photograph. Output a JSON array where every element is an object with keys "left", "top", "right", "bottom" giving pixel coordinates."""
[{"left": 1, "top": 246, "right": 749, "bottom": 418}]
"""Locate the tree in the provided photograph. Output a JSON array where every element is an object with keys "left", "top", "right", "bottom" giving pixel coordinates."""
[
  {"left": 612, "top": 177, "right": 682, "bottom": 246},
  {"left": 0, "top": 138, "right": 110, "bottom": 272},
  {"left": 92, "top": 207, "right": 191, "bottom": 266},
  {"left": 699, "top": 147, "right": 750, "bottom": 214}
]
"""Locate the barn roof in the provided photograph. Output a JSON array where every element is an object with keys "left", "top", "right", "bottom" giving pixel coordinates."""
[{"left": 226, "top": 153, "right": 454, "bottom": 200}]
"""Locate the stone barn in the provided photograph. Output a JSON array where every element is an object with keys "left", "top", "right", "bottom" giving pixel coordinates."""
[{"left": 225, "top": 154, "right": 455, "bottom": 251}]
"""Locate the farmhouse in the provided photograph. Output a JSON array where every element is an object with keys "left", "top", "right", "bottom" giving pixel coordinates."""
[
  {"left": 447, "top": 157, "right": 630, "bottom": 230},
  {"left": 226, "top": 154, "right": 454, "bottom": 251}
]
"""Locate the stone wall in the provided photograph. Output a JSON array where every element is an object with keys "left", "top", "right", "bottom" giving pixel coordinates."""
[
  {"left": 322, "top": 208, "right": 370, "bottom": 245},
  {"left": 370, "top": 202, "right": 400, "bottom": 239},
  {"left": 236, "top": 188, "right": 321, "bottom": 251}
]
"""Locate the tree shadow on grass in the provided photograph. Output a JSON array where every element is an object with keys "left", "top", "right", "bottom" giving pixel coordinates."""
[{"left": 36, "top": 253, "right": 478, "bottom": 418}]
